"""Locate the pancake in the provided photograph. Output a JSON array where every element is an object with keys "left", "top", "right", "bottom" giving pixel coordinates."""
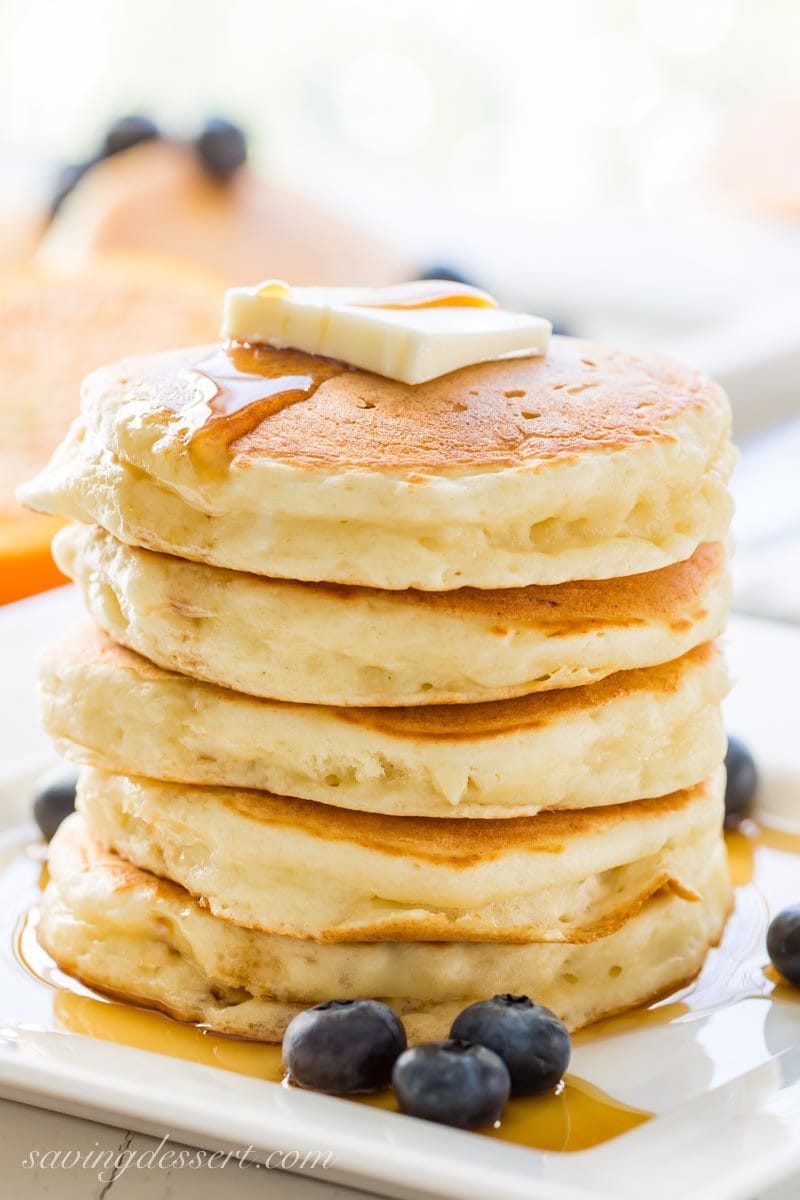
[
  {"left": 51, "top": 524, "right": 731, "bottom": 706},
  {"left": 76, "top": 767, "right": 725, "bottom": 943},
  {"left": 19, "top": 337, "right": 735, "bottom": 590},
  {"left": 41, "top": 625, "right": 728, "bottom": 817},
  {"left": 0, "top": 256, "right": 224, "bottom": 604},
  {"left": 40, "top": 815, "right": 732, "bottom": 1040}
]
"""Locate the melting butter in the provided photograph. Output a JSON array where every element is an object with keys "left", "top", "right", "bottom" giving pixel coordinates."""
[{"left": 222, "top": 280, "right": 550, "bottom": 385}]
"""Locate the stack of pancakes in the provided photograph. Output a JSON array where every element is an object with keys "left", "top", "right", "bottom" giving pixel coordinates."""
[{"left": 21, "top": 335, "right": 736, "bottom": 1041}]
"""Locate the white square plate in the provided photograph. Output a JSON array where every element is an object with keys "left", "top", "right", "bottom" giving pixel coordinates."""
[{"left": 0, "top": 587, "right": 799, "bottom": 1200}]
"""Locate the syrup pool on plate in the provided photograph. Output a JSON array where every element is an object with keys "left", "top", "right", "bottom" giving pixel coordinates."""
[{"left": 3, "top": 820, "right": 799, "bottom": 1153}]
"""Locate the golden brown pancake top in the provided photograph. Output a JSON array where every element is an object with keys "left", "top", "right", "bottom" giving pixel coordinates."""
[{"left": 97, "top": 335, "right": 724, "bottom": 471}]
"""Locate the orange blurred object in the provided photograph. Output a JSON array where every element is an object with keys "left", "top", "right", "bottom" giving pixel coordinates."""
[
  {"left": 711, "top": 96, "right": 800, "bottom": 219},
  {"left": 0, "top": 513, "right": 66, "bottom": 605},
  {"left": 0, "top": 253, "right": 225, "bottom": 604}
]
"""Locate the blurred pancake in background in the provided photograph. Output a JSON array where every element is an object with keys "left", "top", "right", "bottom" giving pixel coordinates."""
[
  {"left": 37, "top": 138, "right": 411, "bottom": 286},
  {"left": 0, "top": 255, "right": 223, "bottom": 603}
]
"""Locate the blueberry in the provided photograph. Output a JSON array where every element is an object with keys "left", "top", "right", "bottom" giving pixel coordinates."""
[
  {"left": 392, "top": 1040, "right": 510, "bottom": 1128},
  {"left": 282, "top": 999, "right": 406, "bottom": 1094},
  {"left": 195, "top": 118, "right": 247, "bottom": 181},
  {"left": 419, "top": 264, "right": 479, "bottom": 287},
  {"left": 450, "top": 994, "right": 571, "bottom": 1095},
  {"left": 724, "top": 736, "right": 758, "bottom": 828},
  {"left": 33, "top": 767, "right": 78, "bottom": 841},
  {"left": 767, "top": 905, "right": 800, "bottom": 987},
  {"left": 50, "top": 160, "right": 96, "bottom": 216},
  {"left": 101, "top": 115, "right": 159, "bottom": 158}
]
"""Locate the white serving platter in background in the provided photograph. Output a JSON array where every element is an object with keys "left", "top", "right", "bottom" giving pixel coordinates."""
[{"left": 0, "top": 585, "right": 799, "bottom": 1200}]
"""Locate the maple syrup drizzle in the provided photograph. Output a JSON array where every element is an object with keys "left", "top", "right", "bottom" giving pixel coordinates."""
[
  {"left": 7, "top": 819, "right": 800, "bottom": 1153},
  {"left": 575, "top": 822, "right": 800, "bottom": 1048},
  {"left": 176, "top": 345, "right": 347, "bottom": 464}
]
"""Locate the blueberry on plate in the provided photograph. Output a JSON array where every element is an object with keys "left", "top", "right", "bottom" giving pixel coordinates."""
[
  {"left": 33, "top": 767, "right": 78, "bottom": 841},
  {"left": 724, "top": 735, "right": 758, "bottom": 828},
  {"left": 767, "top": 904, "right": 800, "bottom": 987},
  {"left": 450, "top": 994, "right": 571, "bottom": 1095},
  {"left": 392, "top": 1040, "right": 510, "bottom": 1128},
  {"left": 282, "top": 999, "right": 406, "bottom": 1094},
  {"left": 102, "top": 115, "right": 160, "bottom": 158},
  {"left": 195, "top": 118, "right": 247, "bottom": 181}
]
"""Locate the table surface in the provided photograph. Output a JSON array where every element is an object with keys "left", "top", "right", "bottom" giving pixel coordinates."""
[
  {"left": 0, "top": 1099, "right": 386, "bottom": 1199},
  {"left": 3, "top": 1095, "right": 799, "bottom": 1200}
]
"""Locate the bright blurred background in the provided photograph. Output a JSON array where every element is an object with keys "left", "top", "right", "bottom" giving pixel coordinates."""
[{"left": 0, "top": 0, "right": 798, "bottom": 610}]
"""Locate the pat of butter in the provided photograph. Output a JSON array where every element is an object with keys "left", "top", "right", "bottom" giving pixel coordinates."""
[{"left": 221, "top": 281, "right": 551, "bottom": 384}]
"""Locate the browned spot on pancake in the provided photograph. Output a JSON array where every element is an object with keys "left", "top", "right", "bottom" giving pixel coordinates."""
[
  {"left": 669, "top": 616, "right": 698, "bottom": 633},
  {"left": 92, "top": 336, "right": 725, "bottom": 471}
]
